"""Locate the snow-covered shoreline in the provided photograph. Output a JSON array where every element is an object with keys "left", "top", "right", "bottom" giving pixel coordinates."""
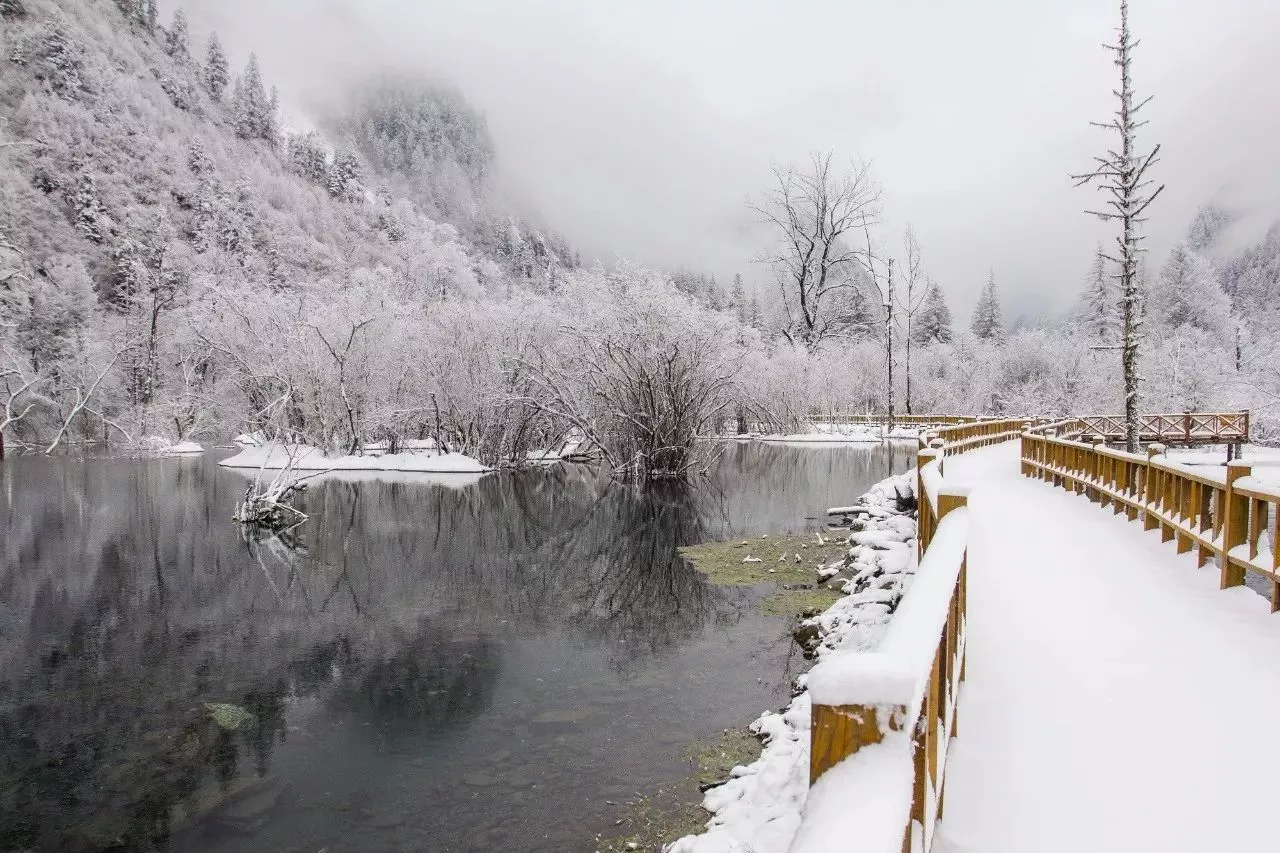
[
  {"left": 666, "top": 471, "right": 918, "bottom": 853},
  {"left": 750, "top": 422, "right": 928, "bottom": 446},
  {"left": 218, "top": 444, "right": 492, "bottom": 475}
]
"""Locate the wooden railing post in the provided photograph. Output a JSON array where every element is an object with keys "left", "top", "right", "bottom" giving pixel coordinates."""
[
  {"left": 1144, "top": 444, "right": 1163, "bottom": 531},
  {"left": 919, "top": 486, "right": 968, "bottom": 844},
  {"left": 917, "top": 447, "right": 938, "bottom": 557},
  {"left": 1221, "top": 460, "right": 1252, "bottom": 589},
  {"left": 810, "top": 701, "right": 907, "bottom": 786}
]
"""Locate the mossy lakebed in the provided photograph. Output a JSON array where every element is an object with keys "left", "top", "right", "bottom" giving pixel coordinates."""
[
  {"left": 679, "top": 533, "right": 850, "bottom": 618},
  {"left": 593, "top": 533, "right": 851, "bottom": 851},
  {"left": 594, "top": 729, "right": 764, "bottom": 852}
]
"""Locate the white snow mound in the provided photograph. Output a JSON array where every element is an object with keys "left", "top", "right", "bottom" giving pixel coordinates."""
[{"left": 218, "top": 444, "right": 491, "bottom": 474}]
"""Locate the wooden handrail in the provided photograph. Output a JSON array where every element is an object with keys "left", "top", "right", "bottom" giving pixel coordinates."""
[
  {"left": 807, "top": 412, "right": 978, "bottom": 427},
  {"left": 1021, "top": 429, "right": 1280, "bottom": 610},
  {"left": 804, "top": 414, "right": 1023, "bottom": 852}
]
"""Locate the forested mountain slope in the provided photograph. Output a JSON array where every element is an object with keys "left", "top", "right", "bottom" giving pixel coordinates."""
[
  {"left": 4, "top": 0, "right": 1280, "bottom": 463},
  {"left": 0, "top": 0, "right": 600, "bottom": 461}
]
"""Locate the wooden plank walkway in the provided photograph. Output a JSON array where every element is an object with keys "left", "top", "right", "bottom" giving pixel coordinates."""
[{"left": 935, "top": 442, "right": 1280, "bottom": 853}]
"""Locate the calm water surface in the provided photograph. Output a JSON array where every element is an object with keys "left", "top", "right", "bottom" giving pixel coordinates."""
[{"left": 0, "top": 441, "right": 913, "bottom": 853}]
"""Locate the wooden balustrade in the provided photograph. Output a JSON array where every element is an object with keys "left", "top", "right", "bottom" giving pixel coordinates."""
[
  {"left": 932, "top": 418, "right": 1030, "bottom": 455},
  {"left": 1021, "top": 429, "right": 1280, "bottom": 610},
  {"left": 803, "top": 416, "right": 1024, "bottom": 852},
  {"left": 807, "top": 412, "right": 978, "bottom": 427},
  {"left": 1025, "top": 411, "right": 1249, "bottom": 446}
]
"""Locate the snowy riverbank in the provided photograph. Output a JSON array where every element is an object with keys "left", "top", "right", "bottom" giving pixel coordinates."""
[
  {"left": 665, "top": 471, "right": 918, "bottom": 853},
  {"left": 218, "top": 444, "right": 492, "bottom": 474},
  {"left": 753, "top": 422, "right": 924, "bottom": 445}
]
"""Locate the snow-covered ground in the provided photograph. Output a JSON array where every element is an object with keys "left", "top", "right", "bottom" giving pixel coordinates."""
[
  {"left": 1165, "top": 443, "right": 1280, "bottom": 486},
  {"left": 361, "top": 438, "right": 437, "bottom": 454},
  {"left": 666, "top": 471, "right": 918, "bottom": 853},
  {"left": 218, "top": 444, "right": 491, "bottom": 475},
  {"left": 934, "top": 443, "right": 1280, "bottom": 853},
  {"left": 755, "top": 423, "right": 910, "bottom": 446},
  {"left": 138, "top": 437, "right": 206, "bottom": 455}
]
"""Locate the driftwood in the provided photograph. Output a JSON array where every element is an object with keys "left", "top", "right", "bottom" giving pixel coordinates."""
[{"left": 232, "top": 442, "right": 309, "bottom": 530}]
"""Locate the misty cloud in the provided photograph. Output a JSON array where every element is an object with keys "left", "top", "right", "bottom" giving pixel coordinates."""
[{"left": 176, "top": 0, "right": 1280, "bottom": 320}]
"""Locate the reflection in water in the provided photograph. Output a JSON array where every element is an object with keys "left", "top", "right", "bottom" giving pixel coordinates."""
[{"left": 0, "top": 441, "right": 913, "bottom": 852}]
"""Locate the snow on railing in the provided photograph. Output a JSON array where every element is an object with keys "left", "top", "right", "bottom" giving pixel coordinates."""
[
  {"left": 796, "top": 420, "right": 1026, "bottom": 853},
  {"left": 931, "top": 418, "right": 1031, "bottom": 455},
  {"left": 1021, "top": 425, "right": 1280, "bottom": 610},
  {"left": 798, "top": 500, "right": 969, "bottom": 853}
]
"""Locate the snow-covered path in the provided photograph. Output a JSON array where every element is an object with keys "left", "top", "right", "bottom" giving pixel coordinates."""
[{"left": 937, "top": 442, "right": 1280, "bottom": 853}]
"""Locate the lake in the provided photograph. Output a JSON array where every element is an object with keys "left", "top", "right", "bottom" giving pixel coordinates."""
[{"left": 0, "top": 441, "right": 915, "bottom": 853}]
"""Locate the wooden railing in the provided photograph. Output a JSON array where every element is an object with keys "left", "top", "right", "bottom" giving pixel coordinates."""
[
  {"left": 808, "top": 412, "right": 978, "bottom": 427},
  {"left": 1021, "top": 429, "right": 1280, "bottom": 610},
  {"left": 1033, "top": 411, "right": 1249, "bottom": 445},
  {"left": 930, "top": 418, "right": 1030, "bottom": 455},
  {"left": 799, "top": 420, "right": 1022, "bottom": 852}
]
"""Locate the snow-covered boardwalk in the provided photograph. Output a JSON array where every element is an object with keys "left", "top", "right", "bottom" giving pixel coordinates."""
[{"left": 938, "top": 441, "right": 1280, "bottom": 853}]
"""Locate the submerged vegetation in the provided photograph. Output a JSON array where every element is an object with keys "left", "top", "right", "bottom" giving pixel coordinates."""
[
  {"left": 679, "top": 533, "right": 849, "bottom": 619},
  {"left": 596, "top": 729, "right": 765, "bottom": 853}
]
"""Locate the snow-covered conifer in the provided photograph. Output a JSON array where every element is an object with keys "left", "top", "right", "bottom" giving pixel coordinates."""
[
  {"left": 9, "top": 15, "right": 88, "bottom": 97},
  {"left": 1150, "top": 242, "right": 1232, "bottom": 338},
  {"left": 730, "top": 273, "right": 746, "bottom": 323},
  {"left": 1078, "top": 247, "right": 1117, "bottom": 343},
  {"left": 203, "top": 34, "right": 229, "bottom": 101},
  {"left": 328, "top": 151, "right": 362, "bottom": 200},
  {"left": 913, "top": 280, "right": 953, "bottom": 345},
  {"left": 69, "top": 174, "right": 108, "bottom": 243},
  {"left": 970, "top": 272, "right": 1004, "bottom": 341},
  {"left": 187, "top": 137, "right": 212, "bottom": 175},
  {"left": 232, "top": 55, "right": 271, "bottom": 141},
  {"left": 165, "top": 10, "right": 189, "bottom": 60},
  {"left": 287, "top": 132, "right": 329, "bottom": 184}
]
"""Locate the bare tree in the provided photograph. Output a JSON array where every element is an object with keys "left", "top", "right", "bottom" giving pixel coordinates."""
[
  {"left": 0, "top": 350, "right": 45, "bottom": 459},
  {"left": 44, "top": 344, "right": 133, "bottom": 455},
  {"left": 751, "top": 152, "right": 881, "bottom": 348},
  {"left": 309, "top": 316, "right": 378, "bottom": 455},
  {"left": 859, "top": 224, "right": 897, "bottom": 427},
  {"left": 1072, "top": 0, "right": 1165, "bottom": 451},
  {"left": 897, "top": 227, "right": 930, "bottom": 415}
]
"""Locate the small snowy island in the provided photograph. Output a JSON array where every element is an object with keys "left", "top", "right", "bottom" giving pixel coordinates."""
[{"left": 218, "top": 443, "right": 492, "bottom": 475}]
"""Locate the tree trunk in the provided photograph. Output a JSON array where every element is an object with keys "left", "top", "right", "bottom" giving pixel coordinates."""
[{"left": 886, "top": 259, "right": 895, "bottom": 431}]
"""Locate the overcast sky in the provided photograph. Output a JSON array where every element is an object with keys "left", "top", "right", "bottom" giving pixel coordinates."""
[{"left": 178, "top": 0, "right": 1280, "bottom": 320}]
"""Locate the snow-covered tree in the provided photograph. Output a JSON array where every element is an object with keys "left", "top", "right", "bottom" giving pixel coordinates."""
[
  {"left": 750, "top": 152, "right": 880, "bottom": 348},
  {"left": 203, "top": 33, "right": 229, "bottom": 101},
  {"left": 69, "top": 173, "right": 108, "bottom": 243},
  {"left": 232, "top": 54, "right": 274, "bottom": 142},
  {"left": 8, "top": 14, "right": 88, "bottom": 98},
  {"left": 187, "top": 136, "right": 212, "bottom": 175},
  {"left": 287, "top": 131, "right": 329, "bottom": 184},
  {"left": 328, "top": 150, "right": 362, "bottom": 200},
  {"left": 164, "top": 9, "right": 189, "bottom": 60},
  {"left": 912, "top": 280, "right": 952, "bottom": 345},
  {"left": 1072, "top": 0, "right": 1164, "bottom": 451},
  {"left": 1185, "top": 204, "right": 1234, "bottom": 254},
  {"left": 729, "top": 273, "right": 747, "bottom": 323},
  {"left": 1149, "top": 242, "right": 1232, "bottom": 339},
  {"left": 970, "top": 272, "right": 1004, "bottom": 341},
  {"left": 1078, "top": 246, "right": 1117, "bottom": 343}
]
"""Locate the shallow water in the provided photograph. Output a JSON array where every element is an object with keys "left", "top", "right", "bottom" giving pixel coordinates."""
[{"left": 0, "top": 441, "right": 914, "bottom": 853}]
